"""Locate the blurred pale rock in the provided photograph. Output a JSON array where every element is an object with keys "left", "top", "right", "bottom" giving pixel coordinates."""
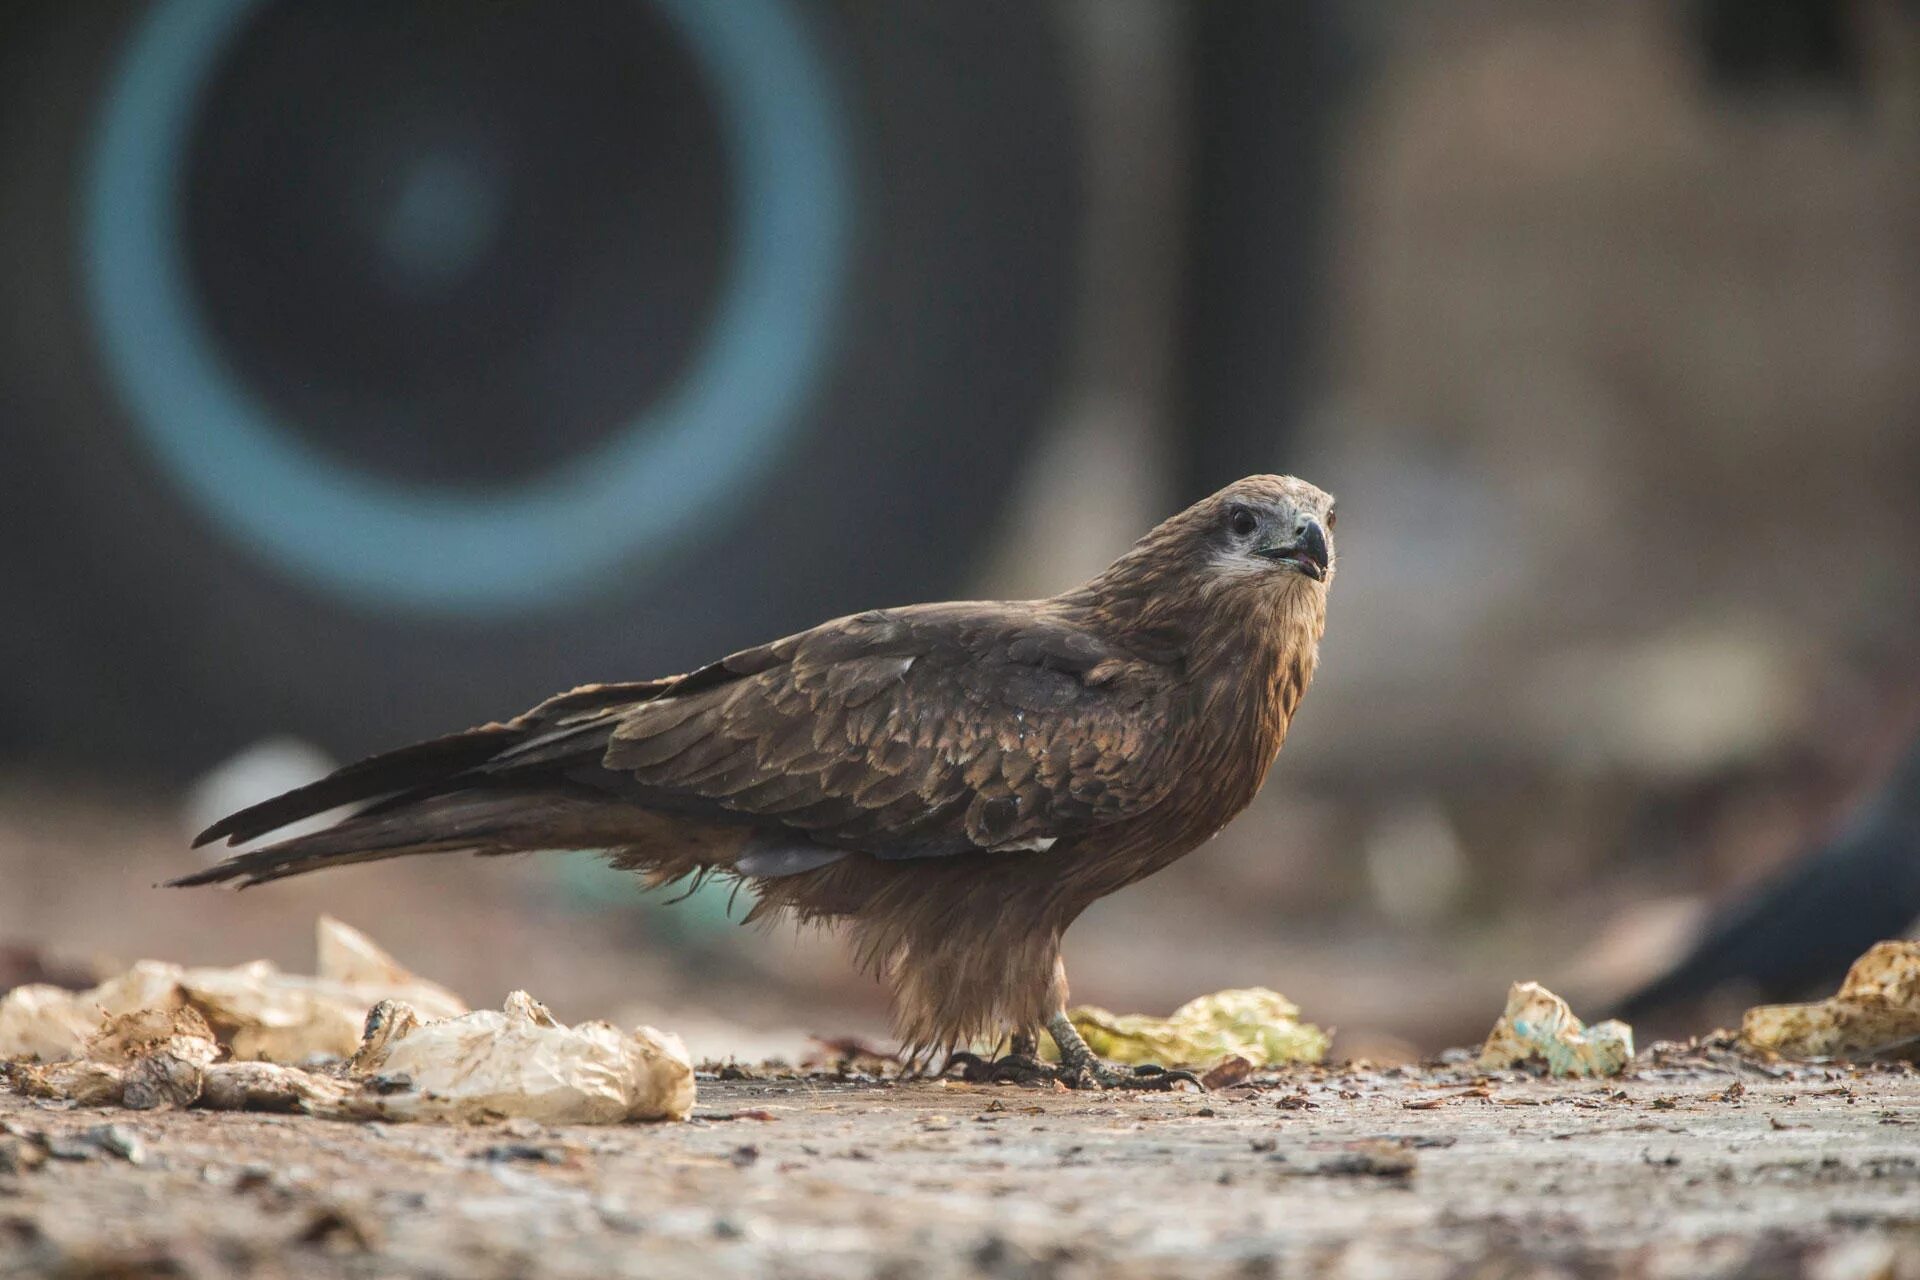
[
  {"left": 184, "top": 737, "right": 337, "bottom": 846},
  {"left": 0, "top": 916, "right": 466, "bottom": 1063}
]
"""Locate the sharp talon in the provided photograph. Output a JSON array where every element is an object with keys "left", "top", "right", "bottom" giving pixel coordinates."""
[
  {"left": 1116, "top": 1065, "right": 1205, "bottom": 1091},
  {"left": 1058, "top": 1062, "right": 1207, "bottom": 1091},
  {"left": 1056, "top": 1066, "right": 1101, "bottom": 1091}
]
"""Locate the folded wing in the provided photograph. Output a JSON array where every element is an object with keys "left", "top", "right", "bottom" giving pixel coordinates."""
[
  {"left": 590, "top": 604, "right": 1184, "bottom": 858},
  {"left": 181, "top": 603, "right": 1184, "bottom": 888}
]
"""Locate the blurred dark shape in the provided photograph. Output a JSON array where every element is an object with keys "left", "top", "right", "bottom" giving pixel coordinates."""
[
  {"left": 1175, "top": 0, "right": 1352, "bottom": 497},
  {"left": 1617, "top": 731, "right": 1920, "bottom": 1024},
  {"left": 1694, "top": 0, "right": 1865, "bottom": 96},
  {"left": 0, "top": 945, "right": 98, "bottom": 997},
  {"left": 0, "top": 1, "right": 1083, "bottom": 779}
]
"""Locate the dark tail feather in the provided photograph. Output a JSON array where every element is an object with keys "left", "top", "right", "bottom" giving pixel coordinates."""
[
  {"left": 170, "top": 789, "right": 622, "bottom": 889},
  {"left": 191, "top": 724, "right": 526, "bottom": 849},
  {"left": 177, "top": 681, "right": 691, "bottom": 890}
]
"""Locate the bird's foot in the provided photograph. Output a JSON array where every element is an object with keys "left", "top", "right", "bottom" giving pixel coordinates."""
[
  {"left": 1054, "top": 1060, "right": 1206, "bottom": 1091},
  {"left": 945, "top": 1051, "right": 1060, "bottom": 1087},
  {"left": 1046, "top": 1010, "right": 1205, "bottom": 1092},
  {"left": 943, "top": 1020, "right": 1206, "bottom": 1091}
]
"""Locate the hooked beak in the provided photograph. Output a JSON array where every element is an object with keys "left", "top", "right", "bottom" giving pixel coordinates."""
[{"left": 1255, "top": 517, "right": 1330, "bottom": 581}]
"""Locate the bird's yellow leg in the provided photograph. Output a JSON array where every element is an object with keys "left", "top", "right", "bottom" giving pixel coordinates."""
[{"left": 1045, "top": 1010, "right": 1206, "bottom": 1092}]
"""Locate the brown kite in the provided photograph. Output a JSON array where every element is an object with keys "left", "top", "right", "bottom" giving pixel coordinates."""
[{"left": 179, "top": 475, "right": 1338, "bottom": 1087}]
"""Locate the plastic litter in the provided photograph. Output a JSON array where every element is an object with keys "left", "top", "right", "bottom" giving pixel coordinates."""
[
  {"left": 5, "top": 990, "right": 695, "bottom": 1124},
  {"left": 1478, "top": 981, "right": 1634, "bottom": 1077},
  {"left": 347, "top": 991, "right": 695, "bottom": 1123},
  {"left": 1, "top": 919, "right": 695, "bottom": 1123},
  {"left": 1741, "top": 940, "right": 1920, "bottom": 1061},
  {"left": 1055, "top": 987, "right": 1330, "bottom": 1069},
  {"left": 0, "top": 916, "right": 466, "bottom": 1063}
]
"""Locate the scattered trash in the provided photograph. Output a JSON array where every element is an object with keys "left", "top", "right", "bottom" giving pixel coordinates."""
[
  {"left": 347, "top": 992, "right": 695, "bottom": 1123},
  {"left": 1199, "top": 1055, "right": 1256, "bottom": 1089},
  {"left": 1741, "top": 941, "right": 1920, "bottom": 1061},
  {"left": 0, "top": 984, "right": 100, "bottom": 1064},
  {"left": 1478, "top": 982, "right": 1634, "bottom": 1077},
  {"left": 0, "top": 917, "right": 465, "bottom": 1063},
  {"left": 1054, "top": 988, "right": 1329, "bottom": 1070},
  {"left": 5, "top": 990, "right": 695, "bottom": 1124},
  {"left": 1, "top": 917, "right": 696, "bottom": 1124}
]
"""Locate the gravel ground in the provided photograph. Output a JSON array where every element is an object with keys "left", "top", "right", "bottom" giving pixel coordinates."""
[{"left": 4, "top": 1054, "right": 1920, "bottom": 1279}]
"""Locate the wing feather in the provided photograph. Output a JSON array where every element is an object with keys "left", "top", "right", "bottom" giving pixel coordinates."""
[{"left": 597, "top": 604, "right": 1183, "bottom": 859}]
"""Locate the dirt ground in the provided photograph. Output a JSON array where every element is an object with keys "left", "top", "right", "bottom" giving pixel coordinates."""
[{"left": 4, "top": 1053, "right": 1920, "bottom": 1280}]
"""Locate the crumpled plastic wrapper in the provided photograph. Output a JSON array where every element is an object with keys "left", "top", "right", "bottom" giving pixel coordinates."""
[
  {"left": 1741, "top": 940, "right": 1920, "bottom": 1061},
  {"left": 5, "top": 991, "right": 695, "bottom": 1124},
  {"left": 1054, "top": 987, "right": 1330, "bottom": 1069},
  {"left": 0, "top": 916, "right": 466, "bottom": 1063},
  {"left": 349, "top": 992, "right": 695, "bottom": 1122},
  {"left": 1479, "top": 981, "right": 1634, "bottom": 1077}
]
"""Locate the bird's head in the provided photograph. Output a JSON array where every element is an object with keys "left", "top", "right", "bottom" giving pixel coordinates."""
[
  {"left": 1196, "top": 475, "right": 1337, "bottom": 588},
  {"left": 1075, "top": 475, "right": 1337, "bottom": 626}
]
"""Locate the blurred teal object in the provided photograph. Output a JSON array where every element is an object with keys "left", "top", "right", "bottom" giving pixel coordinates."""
[
  {"left": 84, "top": 0, "right": 851, "bottom": 615},
  {"left": 553, "top": 851, "right": 743, "bottom": 943}
]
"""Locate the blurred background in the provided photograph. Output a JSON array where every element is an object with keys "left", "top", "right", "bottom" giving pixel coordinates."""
[{"left": 2, "top": 0, "right": 1916, "bottom": 1062}]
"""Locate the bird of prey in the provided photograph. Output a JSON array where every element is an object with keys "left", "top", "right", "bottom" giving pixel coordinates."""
[{"left": 179, "top": 475, "right": 1338, "bottom": 1087}]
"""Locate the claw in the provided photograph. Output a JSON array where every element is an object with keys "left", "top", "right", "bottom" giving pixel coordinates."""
[
  {"left": 1046, "top": 1009, "right": 1205, "bottom": 1092},
  {"left": 1056, "top": 1061, "right": 1203, "bottom": 1091},
  {"left": 944, "top": 1020, "right": 1208, "bottom": 1092},
  {"left": 1112, "top": 1063, "right": 1206, "bottom": 1091}
]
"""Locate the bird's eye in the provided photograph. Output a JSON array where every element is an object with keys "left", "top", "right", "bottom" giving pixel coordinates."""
[
  {"left": 1228, "top": 507, "right": 1258, "bottom": 538},
  {"left": 1325, "top": 508, "right": 1337, "bottom": 531}
]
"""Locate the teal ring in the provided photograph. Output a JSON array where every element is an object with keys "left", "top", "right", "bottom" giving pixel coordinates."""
[{"left": 83, "top": 0, "right": 850, "bottom": 615}]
